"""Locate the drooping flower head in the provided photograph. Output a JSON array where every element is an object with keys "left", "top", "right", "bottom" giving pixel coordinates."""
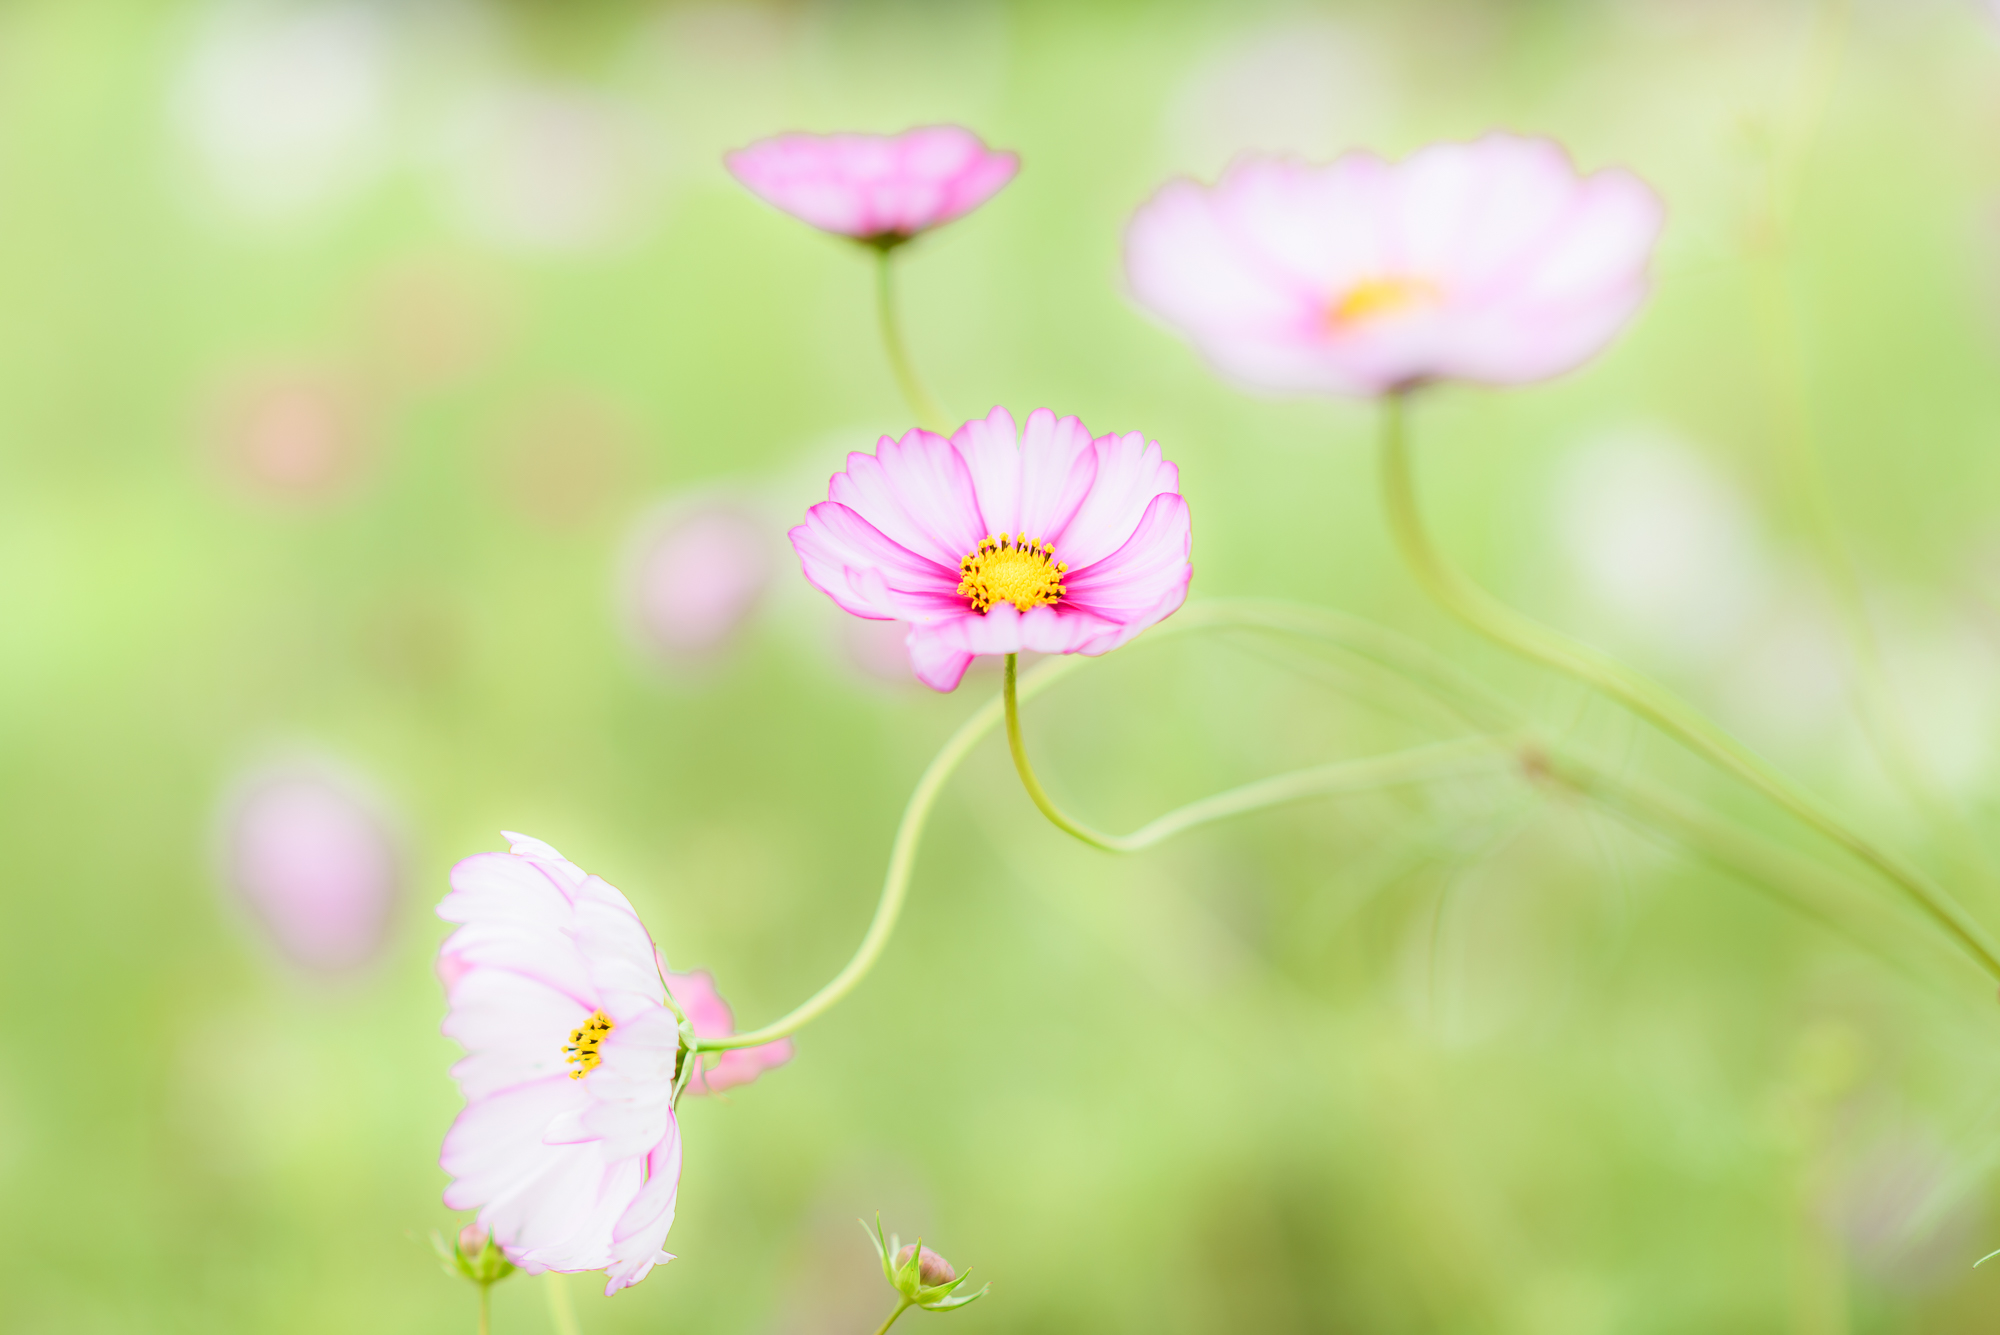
[
  {"left": 790, "top": 407, "right": 1192, "bottom": 692},
  {"left": 1124, "top": 133, "right": 1665, "bottom": 397},
  {"left": 437, "top": 834, "right": 790, "bottom": 1294},
  {"left": 725, "top": 126, "right": 1019, "bottom": 246}
]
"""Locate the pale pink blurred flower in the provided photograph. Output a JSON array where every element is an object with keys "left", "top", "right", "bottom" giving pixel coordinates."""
[
  {"left": 791, "top": 406, "right": 1192, "bottom": 692},
  {"left": 624, "top": 505, "right": 773, "bottom": 665},
  {"left": 1124, "top": 133, "right": 1664, "bottom": 397},
  {"left": 725, "top": 126, "right": 1018, "bottom": 244},
  {"left": 657, "top": 962, "right": 794, "bottom": 1094},
  {"left": 222, "top": 762, "right": 401, "bottom": 974},
  {"left": 211, "top": 366, "right": 370, "bottom": 503},
  {"left": 437, "top": 834, "right": 684, "bottom": 1295}
]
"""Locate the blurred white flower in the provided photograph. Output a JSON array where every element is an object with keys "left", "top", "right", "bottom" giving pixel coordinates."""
[
  {"left": 1161, "top": 18, "right": 1397, "bottom": 176},
  {"left": 1555, "top": 426, "right": 1770, "bottom": 668},
  {"left": 172, "top": 0, "right": 395, "bottom": 225},
  {"left": 220, "top": 759, "right": 403, "bottom": 975},
  {"left": 436, "top": 86, "right": 647, "bottom": 252},
  {"left": 622, "top": 502, "right": 775, "bottom": 668}
]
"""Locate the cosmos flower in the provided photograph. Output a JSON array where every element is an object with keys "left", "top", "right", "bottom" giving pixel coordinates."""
[
  {"left": 221, "top": 760, "right": 401, "bottom": 974},
  {"left": 1124, "top": 133, "right": 1664, "bottom": 396},
  {"left": 790, "top": 406, "right": 1192, "bottom": 692},
  {"left": 623, "top": 504, "right": 773, "bottom": 667},
  {"left": 436, "top": 834, "right": 686, "bottom": 1295},
  {"left": 725, "top": 126, "right": 1018, "bottom": 244}
]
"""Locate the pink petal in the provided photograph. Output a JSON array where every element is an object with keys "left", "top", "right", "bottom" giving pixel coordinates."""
[
  {"left": 905, "top": 623, "right": 979, "bottom": 692},
  {"left": 1055, "top": 431, "right": 1181, "bottom": 570},
  {"left": 829, "top": 430, "right": 988, "bottom": 566}
]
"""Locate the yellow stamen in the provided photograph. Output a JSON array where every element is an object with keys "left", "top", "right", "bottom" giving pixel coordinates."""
[
  {"left": 957, "top": 532, "right": 1067, "bottom": 614},
  {"left": 562, "top": 1009, "right": 613, "bottom": 1079},
  {"left": 1330, "top": 276, "right": 1438, "bottom": 326}
]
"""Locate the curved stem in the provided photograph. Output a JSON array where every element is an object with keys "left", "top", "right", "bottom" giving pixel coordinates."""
[
  {"left": 873, "top": 1299, "right": 916, "bottom": 1335},
  {"left": 874, "top": 247, "right": 950, "bottom": 433},
  {"left": 698, "top": 652, "right": 1090, "bottom": 1052},
  {"left": 1377, "top": 393, "right": 2000, "bottom": 981},
  {"left": 703, "top": 602, "right": 1514, "bottom": 1053},
  {"left": 1004, "top": 652, "right": 1510, "bottom": 851}
]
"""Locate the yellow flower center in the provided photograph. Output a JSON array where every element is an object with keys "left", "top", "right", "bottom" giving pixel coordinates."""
[
  {"left": 563, "top": 1009, "right": 613, "bottom": 1079},
  {"left": 1330, "top": 276, "right": 1439, "bottom": 327},
  {"left": 957, "top": 533, "right": 1067, "bottom": 614}
]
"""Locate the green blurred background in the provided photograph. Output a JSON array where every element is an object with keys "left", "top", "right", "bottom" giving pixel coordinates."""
[{"left": 9, "top": 0, "right": 2000, "bottom": 1330}]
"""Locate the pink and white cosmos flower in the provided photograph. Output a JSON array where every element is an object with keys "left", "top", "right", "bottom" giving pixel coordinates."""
[
  {"left": 438, "top": 834, "right": 719, "bottom": 1295},
  {"left": 725, "top": 126, "right": 1019, "bottom": 244},
  {"left": 1124, "top": 133, "right": 1665, "bottom": 397},
  {"left": 790, "top": 406, "right": 1192, "bottom": 692}
]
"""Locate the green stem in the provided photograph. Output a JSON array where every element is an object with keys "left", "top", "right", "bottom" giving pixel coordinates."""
[
  {"left": 1376, "top": 393, "right": 2000, "bottom": 981},
  {"left": 873, "top": 1299, "right": 916, "bottom": 1335},
  {"left": 544, "top": 1272, "right": 580, "bottom": 1335},
  {"left": 701, "top": 604, "right": 1510, "bottom": 1054},
  {"left": 478, "top": 1283, "right": 491, "bottom": 1335},
  {"left": 1003, "top": 652, "right": 1509, "bottom": 851},
  {"left": 874, "top": 247, "right": 949, "bottom": 433}
]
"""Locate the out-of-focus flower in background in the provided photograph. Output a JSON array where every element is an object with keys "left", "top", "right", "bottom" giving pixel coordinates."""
[
  {"left": 172, "top": 0, "right": 396, "bottom": 227},
  {"left": 219, "top": 758, "right": 403, "bottom": 976},
  {"left": 790, "top": 406, "right": 1192, "bottom": 692},
  {"left": 209, "top": 364, "right": 374, "bottom": 505},
  {"left": 622, "top": 502, "right": 775, "bottom": 669},
  {"left": 1554, "top": 426, "right": 1772, "bottom": 670},
  {"left": 437, "top": 85, "right": 650, "bottom": 252},
  {"left": 357, "top": 256, "right": 510, "bottom": 394},
  {"left": 1161, "top": 17, "right": 1398, "bottom": 175},
  {"left": 496, "top": 389, "right": 639, "bottom": 530},
  {"left": 660, "top": 963, "right": 794, "bottom": 1094},
  {"left": 1124, "top": 133, "right": 1664, "bottom": 396},
  {"left": 1825, "top": 1120, "right": 1985, "bottom": 1291},
  {"left": 437, "top": 833, "right": 684, "bottom": 1295},
  {"left": 725, "top": 126, "right": 1019, "bottom": 244}
]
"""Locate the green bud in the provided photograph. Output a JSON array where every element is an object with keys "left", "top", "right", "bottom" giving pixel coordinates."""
[
  {"left": 861, "top": 1214, "right": 990, "bottom": 1314},
  {"left": 431, "top": 1223, "right": 517, "bottom": 1288}
]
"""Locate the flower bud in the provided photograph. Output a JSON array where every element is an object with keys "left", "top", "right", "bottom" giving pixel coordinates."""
[
  {"left": 863, "top": 1215, "right": 987, "bottom": 1314},
  {"left": 895, "top": 1244, "right": 956, "bottom": 1288},
  {"left": 433, "top": 1221, "right": 516, "bottom": 1287}
]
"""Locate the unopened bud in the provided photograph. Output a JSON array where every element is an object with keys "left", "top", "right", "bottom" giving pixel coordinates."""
[
  {"left": 895, "top": 1244, "right": 957, "bottom": 1287},
  {"left": 459, "top": 1224, "right": 489, "bottom": 1256}
]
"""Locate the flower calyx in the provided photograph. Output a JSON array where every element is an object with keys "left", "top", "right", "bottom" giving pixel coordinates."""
[
  {"left": 433, "top": 1223, "right": 517, "bottom": 1288},
  {"left": 863, "top": 1214, "right": 989, "bottom": 1313}
]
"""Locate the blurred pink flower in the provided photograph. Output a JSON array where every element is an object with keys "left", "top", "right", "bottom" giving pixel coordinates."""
[
  {"left": 1124, "top": 133, "right": 1664, "bottom": 396},
  {"left": 725, "top": 126, "right": 1018, "bottom": 243},
  {"left": 437, "top": 834, "right": 683, "bottom": 1295},
  {"left": 222, "top": 763, "right": 401, "bottom": 974},
  {"left": 625, "top": 505, "right": 773, "bottom": 665},
  {"left": 658, "top": 963, "right": 794, "bottom": 1094},
  {"left": 791, "top": 406, "right": 1191, "bottom": 692},
  {"left": 211, "top": 366, "right": 371, "bottom": 503}
]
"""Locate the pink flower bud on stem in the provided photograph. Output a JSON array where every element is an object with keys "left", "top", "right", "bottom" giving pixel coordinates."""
[{"left": 894, "top": 1244, "right": 957, "bottom": 1288}]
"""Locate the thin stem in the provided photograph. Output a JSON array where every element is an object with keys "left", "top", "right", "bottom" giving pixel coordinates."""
[
  {"left": 698, "top": 653, "right": 1092, "bottom": 1052},
  {"left": 1004, "top": 652, "right": 1510, "bottom": 852},
  {"left": 544, "top": 1272, "right": 580, "bottom": 1335},
  {"left": 874, "top": 247, "right": 950, "bottom": 433},
  {"left": 1376, "top": 394, "right": 2000, "bottom": 981},
  {"left": 873, "top": 1299, "right": 916, "bottom": 1335},
  {"left": 702, "top": 602, "right": 1510, "bottom": 1053},
  {"left": 478, "top": 1284, "right": 491, "bottom": 1335}
]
